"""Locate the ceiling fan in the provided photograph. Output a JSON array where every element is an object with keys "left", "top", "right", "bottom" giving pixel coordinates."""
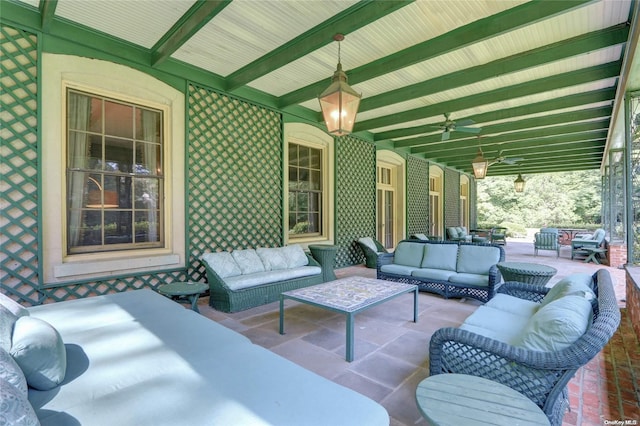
[
  {"left": 488, "top": 150, "right": 524, "bottom": 166},
  {"left": 433, "top": 113, "right": 481, "bottom": 141}
]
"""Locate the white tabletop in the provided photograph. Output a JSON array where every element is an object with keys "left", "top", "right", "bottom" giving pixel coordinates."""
[{"left": 416, "top": 374, "right": 550, "bottom": 426}]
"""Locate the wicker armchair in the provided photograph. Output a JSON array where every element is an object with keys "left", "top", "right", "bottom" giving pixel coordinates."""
[
  {"left": 429, "top": 269, "right": 620, "bottom": 426},
  {"left": 357, "top": 237, "right": 388, "bottom": 268},
  {"left": 534, "top": 229, "right": 560, "bottom": 257}
]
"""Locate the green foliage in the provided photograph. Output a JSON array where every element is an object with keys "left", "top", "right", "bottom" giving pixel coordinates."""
[{"left": 477, "top": 171, "right": 601, "bottom": 228}]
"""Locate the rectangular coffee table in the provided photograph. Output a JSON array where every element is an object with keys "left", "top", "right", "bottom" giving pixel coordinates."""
[{"left": 279, "top": 276, "right": 418, "bottom": 362}]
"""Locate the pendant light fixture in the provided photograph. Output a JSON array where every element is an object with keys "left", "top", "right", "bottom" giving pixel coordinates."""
[
  {"left": 471, "top": 137, "right": 488, "bottom": 179},
  {"left": 514, "top": 173, "right": 526, "bottom": 193},
  {"left": 318, "top": 34, "right": 361, "bottom": 136}
]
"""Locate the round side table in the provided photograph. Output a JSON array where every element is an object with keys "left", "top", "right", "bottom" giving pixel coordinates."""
[
  {"left": 416, "top": 374, "right": 550, "bottom": 425},
  {"left": 308, "top": 244, "right": 337, "bottom": 281},
  {"left": 497, "top": 261, "right": 557, "bottom": 286},
  {"left": 158, "top": 282, "right": 208, "bottom": 313}
]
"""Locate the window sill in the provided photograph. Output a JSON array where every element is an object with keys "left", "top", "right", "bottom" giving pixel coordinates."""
[{"left": 53, "top": 254, "right": 181, "bottom": 278}]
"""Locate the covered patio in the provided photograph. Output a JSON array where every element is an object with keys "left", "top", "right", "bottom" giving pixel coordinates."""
[{"left": 196, "top": 240, "right": 637, "bottom": 426}]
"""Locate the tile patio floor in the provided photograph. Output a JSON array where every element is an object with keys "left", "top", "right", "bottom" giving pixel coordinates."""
[{"left": 197, "top": 240, "right": 639, "bottom": 426}]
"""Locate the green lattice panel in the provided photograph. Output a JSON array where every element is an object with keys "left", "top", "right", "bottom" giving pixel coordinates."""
[
  {"left": 40, "top": 270, "right": 187, "bottom": 304},
  {"left": 0, "top": 25, "right": 40, "bottom": 306},
  {"left": 444, "top": 168, "right": 461, "bottom": 227},
  {"left": 407, "top": 156, "right": 430, "bottom": 236},
  {"left": 187, "top": 84, "right": 283, "bottom": 281},
  {"left": 335, "top": 136, "right": 376, "bottom": 267}
]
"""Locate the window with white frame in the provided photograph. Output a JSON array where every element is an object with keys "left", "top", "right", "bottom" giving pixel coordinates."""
[
  {"left": 284, "top": 123, "right": 334, "bottom": 245},
  {"left": 66, "top": 89, "right": 164, "bottom": 254}
]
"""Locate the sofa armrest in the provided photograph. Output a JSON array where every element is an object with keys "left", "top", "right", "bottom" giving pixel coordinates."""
[
  {"left": 204, "top": 262, "right": 232, "bottom": 293},
  {"left": 376, "top": 252, "right": 394, "bottom": 268},
  {"left": 497, "top": 282, "right": 548, "bottom": 303}
]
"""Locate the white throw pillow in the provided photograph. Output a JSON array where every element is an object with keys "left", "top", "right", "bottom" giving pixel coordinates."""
[
  {"left": 231, "top": 249, "right": 266, "bottom": 275},
  {"left": 0, "top": 292, "right": 29, "bottom": 318},
  {"left": 540, "top": 274, "right": 594, "bottom": 308},
  {"left": 10, "top": 316, "right": 67, "bottom": 391},
  {"left": 256, "top": 247, "right": 289, "bottom": 271},
  {"left": 0, "top": 347, "right": 28, "bottom": 397},
  {"left": 0, "top": 304, "right": 18, "bottom": 352},
  {"left": 281, "top": 245, "right": 309, "bottom": 268},
  {"left": 517, "top": 295, "right": 592, "bottom": 352},
  {"left": 0, "top": 377, "right": 40, "bottom": 426},
  {"left": 201, "top": 252, "right": 242, "bottom": 278}
]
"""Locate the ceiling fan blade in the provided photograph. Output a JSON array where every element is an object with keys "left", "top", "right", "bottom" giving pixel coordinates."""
[
  {"left": 455, "top": 119, "right": 475, "bottom": 127},
  {"left": 456, "top": 126, "right": 481, "bottom": 134},
  {"left": 503, "top": 157, "right": 524, "bottom": 164},
  {"left": 441, "top": 131, "right": 450, "bottom": 141}
]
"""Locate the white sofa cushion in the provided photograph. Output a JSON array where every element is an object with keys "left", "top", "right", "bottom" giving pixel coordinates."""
[
  {"left": 420, "top": 244, "right": 458, "bottom": 271},
  {"left": 486, "top": 294, "right": 540, "bottom": 318},
  {"left": 256, "top": 247, "right": 289, "bottom": 271},
  {"left": 11, "top": 316, "right": 66, "bottom": 391},
  {"left": 380, "top": 264, "right": 420, "bottom": 276},
  {"left": 224, "top": 266, "right": 321, "bottom": 290},
  {"left": 281, "top": 245, "right": 309, "bottom": 268},
  {"left": 231, "top": 249, "right": 266, "bottom": 275},
  {"left": 448, "top": 273, "right": 489, "bottom": 287},
  {"left": 459, "top": 306, "right": 530, "bottom": 345},
  {"left": 517, "top": 295, "right": 592, "bottom": 351},
  {"left": 412, "top": 268, "right": 456, "bottom": 281},
  {"left": 202, "top": 252, "right": 242, "bottom": 278},
  {"left": 456, "top": 245, "right": 501, "bottom": 275}
]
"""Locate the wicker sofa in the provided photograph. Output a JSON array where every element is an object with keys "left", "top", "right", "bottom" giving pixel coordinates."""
[
  {"left": 202, "top": 245, "right": 331, "bottom": 312},
  {"left": 429, "top": 269, "right": 620, "bottom": 426},
  {"left": 377, "top": 240, "right": 505, "bottom": 303}
]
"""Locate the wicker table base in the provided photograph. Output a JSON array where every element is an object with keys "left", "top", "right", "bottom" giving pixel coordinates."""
[{"left": 497, "top": 262, "right": 557, "bottom": 286}]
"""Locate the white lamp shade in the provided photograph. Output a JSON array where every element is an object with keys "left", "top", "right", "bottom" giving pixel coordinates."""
[{"left": 318, "top": 63, "right": 361, "bottom": 136}]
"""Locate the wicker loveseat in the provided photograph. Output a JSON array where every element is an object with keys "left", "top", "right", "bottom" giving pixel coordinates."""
[
  {"left": 202, "top": 245, "right": 331, "bottom": 312},
  {"left": 429, "top": 269, "right": 620, "bottom": 426},
  {"left": 377, "top": 240, "right": 504, "bottom": 303}
]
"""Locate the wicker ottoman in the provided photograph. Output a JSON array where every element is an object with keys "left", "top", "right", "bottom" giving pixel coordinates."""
[{"left": 496, "top": 261, "right": 557, "bottom": 286}]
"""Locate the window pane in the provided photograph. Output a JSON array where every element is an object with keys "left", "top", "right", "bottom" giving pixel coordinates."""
[
  {"left": 289, "top": 144, "right": 299, "bottom": 166},
  {"left": 309, "top": 148, "right": 321, "bottom": 169},
  {"left": 299, "top": 146, "right": 310, "bottom": 167},
  {"left": 135, "top": 109, "right": 161, "bottom": 142},
  {"left": 296, "top": 193, "right": 309, "bottom": 211},
  {"left": 310, "top": 193, "right": 320, "bottom": 212},
  {"left": 74, "top": 210, "right": 102, "bottom": 247},
  {"left": 298, "top": 168, "right": 309, "bottom": 190},
  {"left": 104, "top": 211, "right": 132, "bottom": 245},
  {"left": 68, "top": 92, "right": 92, "bottom": 131},
  {"left": 105, "top": 137, "right": 134, "bottom": 173},
  {"left": 135, "top": 211, "right": 160, "bottom": 243},
  {"left": 310, "top": 170, "right": 321, "bottom": 190},
  {"left": 68, "top": 132, "right": 93, "bottom": 169},
  {"left": 136, "top": 142, "right": 161, "bottom": 175},
  {"left": 308, "top": 213, "right": 320, "bottom": 233},
  {"left": 288, "top": 167, "right": 298, "bottom": 189},
  {"left": 104, "top": 101, "right": 133, "bottom": 138},
  {"left": 134, "top": 178, "right": 160, "bottom": 209}
]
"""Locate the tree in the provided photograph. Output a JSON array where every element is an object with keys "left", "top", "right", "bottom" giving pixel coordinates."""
[{"left": 477, "top": 170, "right": 601, "bottom": 228}]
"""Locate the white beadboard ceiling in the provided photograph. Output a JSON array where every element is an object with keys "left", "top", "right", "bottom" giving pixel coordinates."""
[{"left": 7, "top": 0, "right": 639, "bottom": 176}]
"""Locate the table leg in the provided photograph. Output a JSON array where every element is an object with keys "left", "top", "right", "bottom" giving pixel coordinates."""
[
  {"left": 346, "top": 313, "right": 354, "bottom": 362},
  {"left": 189, "top": 295, "right": 200, "bottom": 313},
  {"left": 279, "top": 296, "right": 285, "bottom": 335},
  {"left": 413, "top": 287, "right": 418, "bottom": 323}
]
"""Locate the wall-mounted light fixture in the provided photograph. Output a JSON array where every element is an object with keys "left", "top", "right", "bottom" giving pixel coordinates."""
[{"left": 318, "top": 34, "right": 361, "bottom": 136}]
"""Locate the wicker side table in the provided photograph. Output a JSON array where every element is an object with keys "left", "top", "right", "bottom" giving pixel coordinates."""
[
  {"left": 497, "top": 262, "right": 557, "bottom": 286},
  {"left": 158, "top": 282, "right": 208, "bottom": 313},
  {"left": 308, "top": 244, "right": 337, "bottom": 281}
]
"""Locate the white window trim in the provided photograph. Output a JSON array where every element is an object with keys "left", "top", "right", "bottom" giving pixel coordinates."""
[
  {"left": 376, "top": 150, "right": 406, "bottom": 246},
  {"left": 284, "top": 123, "right": 334, "bottom": 247},
  {"left": 41, "top": 54, "right": 185, "bottom": 283}
]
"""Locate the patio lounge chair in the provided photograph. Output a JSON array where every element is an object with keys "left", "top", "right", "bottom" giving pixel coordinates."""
[
  {"left": 534, "top": 228, "right": 560, "bottom": 257},
  {"left": 446, "top": 226, "right": 472, "bottom": 243},
  {"left": 571, "top": 228, "right": 605, "bottom": 259},
  {"left": 357, "top": 237, "right": 388, "bottom": 268}
]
